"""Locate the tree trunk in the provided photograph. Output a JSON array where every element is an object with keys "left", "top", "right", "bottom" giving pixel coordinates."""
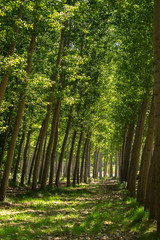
[
  {"left": 84, "top": 139, "right": 90, "bottom": 183},
  {"left": 0, "top": 95, "right": 25, "bottom": 201},
  {"left": 0, "top": 1, "right": 40, "bottom": 200},
  {"left": 12, "top": 125, "right": 25, "bottom": 183},
  {"left": 21, "top": 125, "right": 32, "bottom": 185},
  {"left": 88, "top": 145, "right": 91, "bottom": 178},
  {"left": 93, "top": 150, "right": 99, "bottom": 179},
  {"left": 32, "top": 25, "right": 65, "bottom": 190},
  {"left": 99, "top": 152, "right": 102, "bottom": 179},
  {"left": 104, "top": 157, "right": 107, "bottom": 177},
  {"left": 144, "top": 152, "right": 155, "bottom": 210},
  {"left": 28, "top": 126, "right": 42, "bottom": 185},
  {"left": 93, "top": 149, "right": 97, "bottom": 179},
  {"left": 67, "top": 130, "right": 77, "bottom": 187},
  {"left": 120, "top": 132, "right": 126, "bottom": 182},
  {"left": 115, "top": 152, "right": 119, "bottom": 178},
  {"left": 0, "top": 104, "right": 14, "bottom": 170},
  {"left": 41, "top": 100, "right": 61, "bottom": 189},
  {"left": 55, "top": 113, "right": 72, "bottom": 188},
  {"left": 38, "top": 136, "right": 47, "bottom": 184},
  {"left": 49, "top": 123, "right": 58, "bottom": 187},
  {"left": 123, "top": 123, "right": 135, "bottom": 182},
  {"left": 109, "top": 154, "right": 113, "bottom": 178},
  {"left": 137, "top": 98, "right": 154, "bottom": 204},
  {"left": 153, "top": 0, "right": 160, "bottom": 231},
  {"left": 80, "top": 136, "right": 88, "bottom": 183},
  {"left": 149, "top": 155, "right": 156, "bottom": 220},
  {"left": 127, "top": 98, "right": 148, "bottom": 198},
  {"left": 73, "top": 130, "right": 83, "bottom": 186}
]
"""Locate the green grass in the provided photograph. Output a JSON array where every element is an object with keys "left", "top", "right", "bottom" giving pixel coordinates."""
[{"left": 0, "top": 181, "right": 159, "bottom": 239}]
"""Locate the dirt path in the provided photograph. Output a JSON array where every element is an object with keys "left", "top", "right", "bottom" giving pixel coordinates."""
[
  {"left": 43, "top": 179, "right": 156, "bottom": 240},
  {"left": 0, "top": 179, "right": 158, "bottom": 240}
]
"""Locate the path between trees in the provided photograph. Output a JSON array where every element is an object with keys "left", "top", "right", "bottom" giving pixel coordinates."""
[{"left": 0, "top": 179, "right": 158, "bottom": 240}]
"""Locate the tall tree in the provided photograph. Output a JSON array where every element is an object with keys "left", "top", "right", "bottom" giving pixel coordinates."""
[{"left": 153, "top": 0, "right": 160, "bottom": 232}]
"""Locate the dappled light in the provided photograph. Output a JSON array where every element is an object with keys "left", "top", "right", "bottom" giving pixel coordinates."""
[{"left": 0, "top": 0, "right": 160, "bottom": 238}]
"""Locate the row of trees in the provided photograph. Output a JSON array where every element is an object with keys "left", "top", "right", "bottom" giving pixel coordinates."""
[
  {"left": 0, "top": 0, "right": 119, "bottom": 201},
  {"left": 0, "top": 0, "right": 160, "bottom": 233}
]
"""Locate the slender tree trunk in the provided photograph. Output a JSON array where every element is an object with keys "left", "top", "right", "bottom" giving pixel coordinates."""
[
  {"left": 0, "top": 95, "right": 25, "bottom": 201},
  {"left": 109, "top": 154, "right": 113, "bottom": 178},
  {"left": 32, "top": 25, "right": 65, "bottom": 190},
  {"left": 137, "top": 98, "right": 154, "bottom": 204},
  {"left": 99, "top": 152, "right": 102, "bottom": 179},
  {"left": 28, "top": 127, "right": 42, "bottom": 185},
  {"left": 127, "top": 98, "right": 148, "bottom": 198},
  {"left": 21, "top": 125, "right": 32, "bottom": 185},
  {"left": 67, "top": 130, "right": 77, "bottom": 187},
  {"left": 93, "top": 149, "right": 97, "bottom": 179},
  {"left": 0, "top": 3, "right": 24, "bottom": 107},
  {"left": 55, "top": 113, "right": 72, "bottom": 188},
  {"left": 0, "top": 2, "right": 40, "bottom": 200},
  {"left": 95, "top": 151, "right": 100, "bottom": 179},
  {"left": 88, "top": 145, "right": 91, "bottom": 178},
  {"left": 149, "top": 155, "right": 157, "bottom": 220},
  {"left": 145, "top": 152, "right": 155, "bottom": 210},
  {"left": 38, "top": 136, "right": 47, "bottom": 184},
  {"left": 12, "top": 125, "right": 25, "bottom": 183},
  {"left": 80, "top": 136, "right": 88, "bottom": 183},
  {"left": 73, "top": 130, "right": 83, "bottom": 186},
  {"left": 0, "top": 104, "right": 14, "bottom": 169},
  {"left": 115, "top": 152, "right": 119, "bottom": 178},
  {"left": 49, "top": 123, "right": 58, "bottom": 187},
  {"left": 153, "top": 0, "right": 160, "bottom": 231},
  {"left": 120, "top": 132, "right": 126, "bottom": 182},
  {"left": 41, "top": 100, "right": 61, "bottom": 189},
  {"left": 123, "top": 123, "right": 135, "bottom": 182},
  {"left": 104, "top": 158, "right": 107, "bottom": 177},
  {"left": 84, "top": 139, "right": 90, "bottom": 183}
]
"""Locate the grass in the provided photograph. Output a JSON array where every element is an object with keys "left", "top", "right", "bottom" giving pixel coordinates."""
[{"left": 0, "top": 180, "right": 159, "bottom": 239}]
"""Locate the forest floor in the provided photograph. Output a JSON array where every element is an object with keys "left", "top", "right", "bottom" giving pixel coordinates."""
[{"left": 0, "top": 179, "right": 159, "bottom": 240}]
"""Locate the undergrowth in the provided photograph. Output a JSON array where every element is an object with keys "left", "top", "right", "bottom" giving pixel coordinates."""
[{"left": 0, "top": 181, "right": 159, "bottom": 239}]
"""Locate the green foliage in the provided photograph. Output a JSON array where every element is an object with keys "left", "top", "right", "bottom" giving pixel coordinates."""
[{"left": 0, "top": 181, "right": 158, "bottom": 239}]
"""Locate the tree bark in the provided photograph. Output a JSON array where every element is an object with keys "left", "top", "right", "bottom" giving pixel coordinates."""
[
  {"left": 38, "top": 136, "right": 47, "bottom": 184},
  {"left": 32, "top": 24, "right": 66, "bottom": 190},
  {"left": 109, "top": 154, "right": 113, "bottom": 178},
  {"left": 84, "top": 139, "right": 90, "bottom": 183},
  {"left": 144, "top": 152, "right": 155, "bottom": 210},
  {"left": 0, "top": 1, "right": 40, "bottom": 200},
  {"left": 28, "top": 126, "right": 42, "bottom": 185},
  {"left": 88, "top": 145, "right": 91, "bottom": 178},
  {"left": 104, "top": 157, "right": 107, "bottom": 177},
  {"left": 127, "top": 98, "right": 148, "bottom": 198},
  {"left": 49, "top": 122, "right": 59, "bottom": 187},
  {"left": 67, "top": 130, "right": 77, "bottom": 187},
  {"left": 137, "top": 98, "right": 154, "bottom": 204},
  {"left": 115, "top": 152, "right": 119, "bottom": 178},
  {"left": 0, "top": 95, "right": 25, "bottom": 201},
  {"left": 123, "top": 123, "right": 135, "bottom": 182},
  {"left": 0, "top": 104, "right": 14, "bottom": 169},
  {"left": 153, "top": 0, "right": 160, "bottom": 232},
  {"left": 41, "top": 100, "right": 61, "bottom": 189},
  {"left": 149, "top": 155, "right": 157, "bottom": 220},
  {"left": 55, "top": 112, "right": 72, "bottom": 188},
  {"left": 73, "top": 129, "right": 83, "bottom": 186},
  {"left": 99, "top": 152, "right": 102, "bottom": 179},
  {"left": 21, "top": 125, "right": 32, "bottom": 185},
  {"left": 80, "top": 136, "right": 88, "bottom": 183},
  {"left": 120, "top": 132, "right": 126, "bottom": 182},
  {"left": 12, "top": 124, "right": 25, "bottom": 183}
]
